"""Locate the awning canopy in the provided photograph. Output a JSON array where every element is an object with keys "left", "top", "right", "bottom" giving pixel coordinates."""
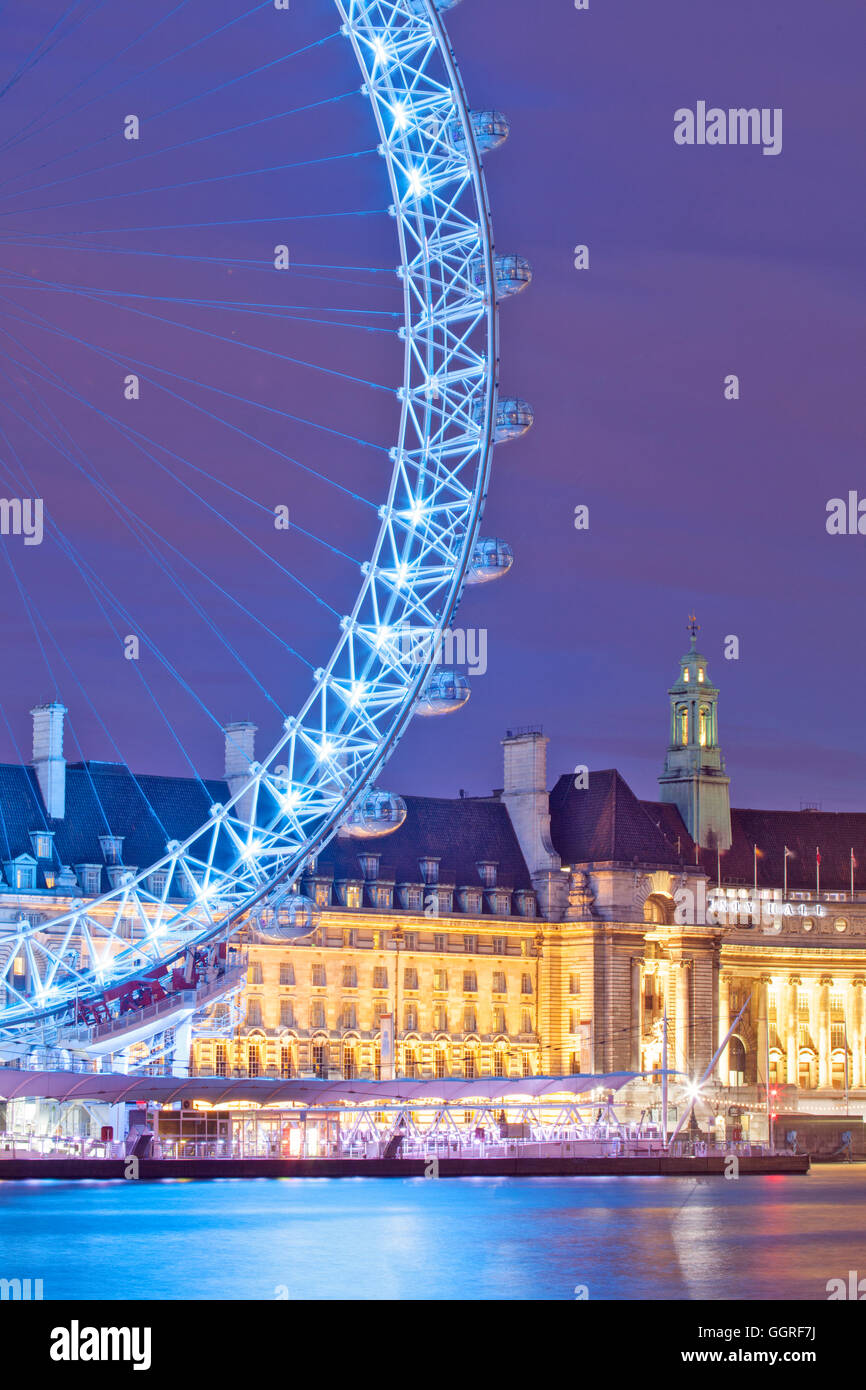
[{"left": 0, "top": 1069, "right": 646, "bottom": 1107}]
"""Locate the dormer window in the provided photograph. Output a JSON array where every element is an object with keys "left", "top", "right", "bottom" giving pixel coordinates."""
[
  {"left": 29, "top": 831, "right": 54, "bottom": 861},
  {"left": 476, "top": 861, "right": 498, "bottom": 889},
  {"left": 5, "top": 855, "right": 37, "bottom": 892},
  {"left": 419, "top": 857, "right": 440, "bottom": 885},
  {"left": 358, "top": 853, "right": 380, "bottom": 881},
  {"left": 75, "top": 863, "right": 102, "bottom": 896},
  {"left": 98, "top": 835, "right": 124, "bottom": 866},
  {"left": 147, "top": 868, "right": 170, "bottom": 898}
]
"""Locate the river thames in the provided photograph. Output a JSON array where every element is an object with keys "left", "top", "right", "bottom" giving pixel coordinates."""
[{"left": 1, "top": 1166, "right": 865, "bottom": 1300}]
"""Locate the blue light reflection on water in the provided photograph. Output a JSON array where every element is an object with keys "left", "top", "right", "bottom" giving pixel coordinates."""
[{"left": 1, "top": 1169, "right": 866, "bottom": 1301}]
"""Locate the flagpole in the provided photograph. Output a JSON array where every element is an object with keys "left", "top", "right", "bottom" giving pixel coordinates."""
[
  {"left": 816, "top": 847, "right": 821, "bottom": 901},
  {"left": 662, "top": 1009, "right": 669, "bottom": 1149},
  {"left": 852, "top": 849, "right": 855, "bottom": 901},
  {"left": 753, "top": 844, "right": 758, "bottom": 901},
  {"left": 783, "top": 847, "right": 787, "bottom": 900}
]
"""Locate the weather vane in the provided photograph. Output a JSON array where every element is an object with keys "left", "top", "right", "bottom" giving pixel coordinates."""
[{"left": 688, "top": 613, "right": 700, "bottom": 647}]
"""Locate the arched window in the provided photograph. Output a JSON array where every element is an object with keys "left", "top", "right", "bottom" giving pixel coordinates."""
[
  {"left": 699, "top": 706, "right": 710, "bottom": 747},
  {"left": 643, "top": 894, "right": 673, "bottom": 926},
  {"left": 678, "top": 706, "right": 689, "bottom": 745},
  {"left": 728, "top": 1036, "right": 746, "bottom": 1086}
]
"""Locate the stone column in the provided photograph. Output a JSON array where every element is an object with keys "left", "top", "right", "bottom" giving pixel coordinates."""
[
  {"left": 786, "top": 976, "right": 800, "bottom": 1087},
  {"left": 631, "top": 958, "right": 643, "bottom": 1073},
  {"left": 674, "top": 960, "right": 690, "bottom": 1077},
  {"left": 756, "top": 975, "right": 770, "bottom": 1088},
  {"left": 817, "top": 977, "right": 832, "bottom": 1089},
  {"left": 853, "top": 980, "right": 866, "bottom": 1090},
  {"left": 717, "top": 972, "right": 731, "bottom": 1083}
]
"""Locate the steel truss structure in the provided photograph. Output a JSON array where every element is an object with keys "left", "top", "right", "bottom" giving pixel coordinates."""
[{"left": 0, "top": 0, "right": 517, "bottom": 1060}]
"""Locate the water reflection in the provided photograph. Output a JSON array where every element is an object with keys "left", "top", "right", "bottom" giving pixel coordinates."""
[{"left": 1, "top": 1168, "right": 865, "bottom": 1300}]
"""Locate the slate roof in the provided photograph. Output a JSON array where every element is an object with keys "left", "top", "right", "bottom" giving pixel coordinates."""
[
  {"left": 317, "top": 794, "right": 533, "bottom": 889},
  {"left": 708, "top": 807, "right": 866, "bottom": 893},
  {"left": 549, "top": 770, "right": 682, "bottom": 866},
  {"left": 0, "top": 764, "right": 532, "bottom": 898},
  {"left": 0, "top": 761, "right": 227, "bottom": 893}
]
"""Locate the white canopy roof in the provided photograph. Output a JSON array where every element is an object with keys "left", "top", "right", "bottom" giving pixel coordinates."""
[{"left": 0, "top": 1069, "right": 644, "bottom": 1107}]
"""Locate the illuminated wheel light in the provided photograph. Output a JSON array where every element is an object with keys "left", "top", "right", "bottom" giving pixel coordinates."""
[{"left": 0, "top": 0, "right": 526, "bottom": 1059}]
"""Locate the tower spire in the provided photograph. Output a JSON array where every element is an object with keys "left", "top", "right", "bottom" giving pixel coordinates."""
[{"left": 658, "top": 624, "right": 732, "bottom": 852}]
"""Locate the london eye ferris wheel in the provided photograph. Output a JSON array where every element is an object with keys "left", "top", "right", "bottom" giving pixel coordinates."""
[{"left": 0, "top": 0, "right": 532, "bottom": 1059}]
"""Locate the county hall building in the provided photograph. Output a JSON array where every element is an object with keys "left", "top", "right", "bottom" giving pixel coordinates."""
[{"left": 2, "top": 625, "right": 866, "bottom": 1107}]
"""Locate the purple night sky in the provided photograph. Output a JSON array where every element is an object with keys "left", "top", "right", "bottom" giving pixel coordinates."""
[{"left": 0, "top": 0, "right": 863, "bottom": 813}]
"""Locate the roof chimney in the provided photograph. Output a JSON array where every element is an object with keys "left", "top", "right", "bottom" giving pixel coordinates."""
[
  {"left": 31, "top": 702, "right": 67, "bottom": 820},
  {"left": 224, "top": 721, "right": 257, "bottom": 827},
  {"left": 501, "top": 726, "right": 563, "bottom": 918}
]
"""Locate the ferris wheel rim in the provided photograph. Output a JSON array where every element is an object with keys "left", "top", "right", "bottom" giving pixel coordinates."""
[{"left": 0, "top": 0, "right": 502, "bottom": 1043}]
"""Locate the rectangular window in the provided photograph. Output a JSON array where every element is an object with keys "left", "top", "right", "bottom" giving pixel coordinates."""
[
  {"left": 280, "top": 999, "right": 294, "bottom": 1028},
  {"left": 249, "top": 961, "right": 263, "bottom": 985},
  {"left": 342, "top": 964, "right": 357, "bottom": 988},
  {"left": 373, "top": 966, "right": 388, "bottom": 990},
  {"left": 404, "top": 967, "right": 419, "bottom": 991},
  {"left": 463, "top": 1050, "right": 477, "bottom": 1078},
  {"left": 463, "top": 971, "right": 477, "bottom": 994},
  {"left": 492, "top": 1007, "right": 505, "bottom": 1033},
  {"left": 462, "top": 1005, "right": 477, "bottom": 1033},
  {"left": 433, "top": 969, "right": 448, "bottom": 992},
  {"left": 433, "top": 1004, "right": 448, "bottom": 1032},
  {"left": 434, "top": 1049, "right": 448, "bottom": 1078},
  {"left": 522, "top": 1053, "right": 532, "bottom": 1077},
  {"left": 404, "top": 932, "right": 418, "bottom": 951},
  {"left": 280, "top": 1046, "right": 293, "bottom": 1079},
  {"left": 521, "top": 1009, "right": 532, "bottom": 1034},
  {"left": 492, "top": 971, "right": 506, "bottom": 994},
  {"left": 312, "top": 1043, "right": 328, "bottom": 1079},
  {"left": 311, "top": 964, "right": 327, "bottom": 988},
  {"left": 246, "top": 999, "right": 263, "bottom": 1027},
  {"left": 279, "top": 962, "right": 295, "bottom": 986},
  {"left": 434, "top": 934, "right": 447, "bottom": 953},
  {"left": 521, "top": 973, "right": 533, "bottom": 996},
  {"left": 404, "top": 1004, "right": 418, "bottom": 1031},
  {"left": 464, "top": 935, "right": 478, "bottom": 954},
  {"left": 492, "top": 936, "right": 506, "bottom": 955},
  {"left": 310, "top": 1001, "right": 326, "bottom": 1029},
  {"left": 215, "top": 1043, "right": 227, "bottom": 1077},
  {"left": 340, "top": 1003, "right": 357, "bottom": 1031}
]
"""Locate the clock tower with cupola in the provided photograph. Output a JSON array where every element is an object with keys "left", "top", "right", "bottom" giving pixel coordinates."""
[{"left": 658, "top": 616, "right": 732, "bottom": 851}]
